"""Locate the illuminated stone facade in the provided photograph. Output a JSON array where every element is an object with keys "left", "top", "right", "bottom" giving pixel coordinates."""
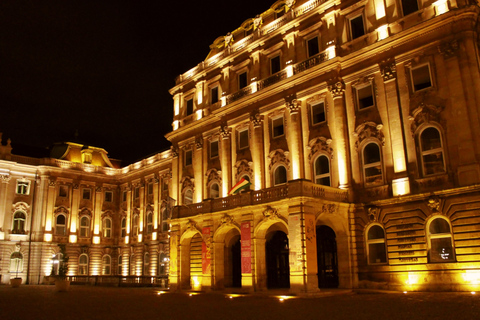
[
  {"left": 2, "top": 0, "right": 480, "bottom": 292},
  {"left": 167, "top": 0, "right": 480, "bottom": 292}
]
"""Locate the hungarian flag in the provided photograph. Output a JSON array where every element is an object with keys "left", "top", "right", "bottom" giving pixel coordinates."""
[{"left": 228, "top": 178, "right": 252, "bottom": 195}]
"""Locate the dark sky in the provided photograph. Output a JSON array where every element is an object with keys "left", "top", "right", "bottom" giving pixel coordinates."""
[{"left": 0, "top": 0, "right": 275, "bottom": 164}]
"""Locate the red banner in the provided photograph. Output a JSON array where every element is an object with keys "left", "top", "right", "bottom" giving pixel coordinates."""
[
  {"left": 241, "top": 222, "right": 252, "bottom": 273},
  {"left": 202, "top": 227, "right": 211, "bottom": 274}
]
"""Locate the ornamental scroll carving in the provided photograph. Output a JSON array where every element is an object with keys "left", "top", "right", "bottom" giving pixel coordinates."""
[
  {"left": 12, "top": 202, "right": 30, "bottom": 214},
  {"left": 353, "top": 122, "right": 385, "bottom": 151},
  {"left": 409, "top": 103, "right": 445, "bottom": 136},
  {"left": 219, "top": 124, "right": 231, "bottom": 139},
  {"left": 327, "top": 78, "right": 345, "bottom": 97},
  {"left": 205, "top": 168, "right": 222, "bottom": 185},
  {"left": 379, "top": 59, "right": 396, "bottom": 81},
  {"left": 171, "top": 146, "right": 179, "bottom": 158},
  {"left": 250, "top": 110, "right": 264, "bottom": 128},
  {"left": 220, "top": 214, "right": 234, "bottom": 226},
  {"left": 308, "top": 137, "right": 333, "bottom": 161},
  {"left": 438, "top": 40, "right": 459, "bottom": 59},
  {"left": 195, "top": 135, "right": 203, "bottom": 150},
  {"left": 427, "top": 195, "right": 442, "bottom": 213},
  {"left": 0, "top": 174, "right": 11, "bottom": 183},
  {"left": 180, "top": 176, "right": 194, "bottom": 193},
  {"left": 285, "top": 94, "right": 301, "bottom": 114},
  {"left": 367, "top": 206, "right": 379, "bottom": 222},
  {"left": 234, "top": 159, "right": 253, "bottom": 181},
  {"left": 268, "top": 149, "right": 290, "bottom": 171}
]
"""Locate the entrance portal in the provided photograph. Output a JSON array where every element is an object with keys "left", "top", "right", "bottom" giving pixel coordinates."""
[
  {"left": 231, "top": 237, "right": 241, "bottom": 287},
  {"left": 266, "top": 231, "right": 290, "bottom": 288},
  {"left": 316, "top": 225, "right": 339, "bottom": 288}
]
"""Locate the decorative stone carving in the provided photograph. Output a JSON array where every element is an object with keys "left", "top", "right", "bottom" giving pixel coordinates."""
[
  {"left": 224, "top": 32, "right": 234, "bottom": 47},
  {"left": 285, "top": 94, "right": 301, "bottom": 114},
  {"left": 171, "top": 146, "right": 179, "bottom": 158},
  {"left": 268, "top": 149, "right": 290, "bottom": 171},
  {"left": 79, "top": 208, "right": 92, "bottom": 217},
  {"left": 95, "top": 186, "right": 102, "bottom": 193},
  {"left": 321, "top": 204, "right": 337, "bottom": 214},
  {"left": 379, "top": 59, "right": 397, "bottom": 81},
  {"left": 220, "top": 214, "right": 234, "bottom": 225},
  {"left": 285, "top": 0, "right": 296, "bottom": 10},
  {"left": 427, "top": 196, "right": 441, "bottom": 212},
  {"left": 195, "top": 135, "right": 203, "bottom": 149},
  {"left": 180, "top": 176, "right": 194, "bottom": 193},
  {"left": 327, "top": 78, "right": 345, "bottom": 98},
  {"left": 234, "top": 159, "right": 253, "bottom": 181},
  {"left": 409, "top": 103, "right": 444, "bottom": 135},
  {"left": 186, "top": 220, "right": 198, "bottom": 232},
  {"left": 49, "top": 179, "right": 57, "bottom": 187},
  {"left": 205, "top": 169, "right": 222, "bottom": 185},
  {"left": 253, "top": 15, "right": 263, "bottom": 30},
  {"left": 368, "top": 206, "right": 379, "bottom": 222},
  {"left": 262, "top": 206, "right": 279, "bottom": 220},
  {"left": 250, "top": 110, "right": 264, "bottom": 128},
  {"left": 308, "top": 137, "right": 333, "bottom": 161},
  {"left": 12, "top": 202, "right": 30, "bottom": 214},
  {"left": 55, "top": 206, "right": 69, "bottom": 215},
  {"left": 219, "top": 124, "right": 231, "bottom": 139},
  {"left": 0, "top": 174, "right": 11, "bottom": 183},
  {"left": 438, "top": 40, "right": 459, "bottom": 59},
  {"left": 353, "top": 122, "right": 385, "bottom": 150}
]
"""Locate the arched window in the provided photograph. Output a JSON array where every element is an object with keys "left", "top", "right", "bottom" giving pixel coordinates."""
[
  {"left": 314, "top": 155, "right": 330, "bottom": 186},
  {"left": 103, "top": 218, "right": 112, "bottom": 238},
  {"left": 363, "top": 142, "right": 383, "bottom": 186},
  {"left": 274, "top": 165, "right": 287, "bottom": 186},
  {"left": 144, "top": 253, "right": 150, "bottom": 276},
  {"left": 133, "top": 215, "right": 139, "bottom": 236},
  {"left": 78, "top": 254, "right": 89, "bottom": 275},
  {"left": 210, "top": 182, "right": 220, "bottom": 199},
  {"left": 158, "top": 252, "right": 167, "bottom": 275},
  {"left": 80, "top": 216, "right": 90, "bottom": 237},
  {"left": 183, "top": 189, "right": 193, "bottom": 205},
  {"left": 118, "top": 255, "right": 123, "bottom": 275},
  {"left": 10, "top": 252, "right": 23, "bottom": 273},
  {"left": 366, "top": 225, "right": 387, "bottom": 264},
  {"left": 55, "top": 214, "right": 66, "bottom": 235},
  {"left": 12, "top": 211, "right": 26, "bottom": 234},
  {"left": 427, "top": 217, "right": 455, "bottom": 263},
  {"left": 102, "top": 255, "right": 111, "bottom": 275},
  {"left": 121, "top": 218, "right": 126, "bottom": 238},
  {"left": 146, "top": 212, "right": 153, "bottom": 235},
  {"left": 420, "top": 127, "right": 445, "bottom": 176}
]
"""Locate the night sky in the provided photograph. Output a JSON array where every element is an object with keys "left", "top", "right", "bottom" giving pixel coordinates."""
[{"left": 0, "top": 0, "right": 275, "bottom": 164}]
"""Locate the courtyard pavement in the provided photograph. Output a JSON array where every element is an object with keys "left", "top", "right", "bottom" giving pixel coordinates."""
[{"left": 1, "top": 285, "right": 479, "bottom": 320}]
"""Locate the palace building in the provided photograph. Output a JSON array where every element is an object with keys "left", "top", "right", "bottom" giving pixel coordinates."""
[{"left": 2, "top": 0, "right": 480, "bottom": 292}]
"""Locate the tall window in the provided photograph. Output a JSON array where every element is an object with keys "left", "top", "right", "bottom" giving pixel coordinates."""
[
  {"left": 356, "top": 84, "right": 374, "bottom": 110},
  {"left": 144, "top": 253, "right": 150, "bottom": 276},
  {"left": 411, "top": 64, "right": 432, "bottom": 92},
  {"left": 311, "top": 101, "right": 326, "bottom": 125},
  {"left": 363, "top": 143, "right": 383, "bottom": 186},
  {"left": 211, "top": 86, "right": 219, "bottom": 104},
  {"left": 133, "top": 215, "right": 139, "bottom": 236},
  {"left": 270, "top": 55, "right": 281, "bottom": 74},
  {"left": 420, "top": 127, "right": 445, "bottom": 176},
  {"left": 12, "top": 211, "right": 26, "bottom": 234},
  {"left": 210, "top": 140, "right": 219, "bottom": 159},
  {"left": 185, "top": 150, "right": 193, "bottom": 166},
  {"left": 122, "top": 190, "right": 127, "bottom": 202},
  {"left": 103, "top": 218, "right": 112, "bottom": 238},
  {"left": 16, "top": 180, "right": 30, "bottom": 195},
  {"left": 118, "top": 255, "right": 123, "bottom": 275},
  {"left": 428, "top": 217, "right": 455, "bottom": 263},
  {"left": 147, "top": 183, "right": 153, "bottom": 196},
  {"left": 238, "top": 72, "right": 248, "bottom": 90},
  {"left": 102, "top": 255, "right": 111, "bottom": 275},
  {"left": 134, "top": 187, "right": 140, "bottom": 199},
  {"left": 401, "top": 0, "right": 419, "bottom": 16},
  {"left": 78, "top": 254, "right": 89, "bottom": 275},
  {"left": 121, "top": 218, "right": 127, "bottom": 238},
  {"left": 349, "top": 14, "right": 365, "bottom": 40},
  {"left": 146, "top": 212, "right": 153, "bottom": 235},
  {"left": 274, "top": 166, "right": 288, "bottom": 186},
  {"left": 183, "top": 189, "right": 193, "bottom": 205},
  {"left": 80, "top": 216, "right": 90, "bottom": 237},
  {"left": 10, "top": 252, "right": 23, "bottom": 273},
  {"left": 105, "top": 191, "right": 113, "bottom": 202},
  {"left": 366, "top": 225, "right": 387, "bottom": 264},
  {"left": 307, "top": 37, "right": 319, "bottom": 57},
  {"left": 272, "top": 116, "right": 284, "bottom": 138},
  {"left": 210, "top": 183, "right": 220, "bottom": 199},
  {"left": 314, "top": 155, "right": 330, "bottom": 186},
  {"left": 59, "top": 185, "right": 68, "bottom": 198},
  {"left": 238, "top": 129, "right": 249, "bottom": 149},
  {"left": 56, "top": 214, "right": 66, "bottom": 236},
  {"left": 186, "top": 98, "right": 194, "bottom": 116},
  {"left": 159, "top": 253, "right": 167, "bottom": 275},
  {"left": 82, "top": 188, "right": 91, "bottom": 200}
]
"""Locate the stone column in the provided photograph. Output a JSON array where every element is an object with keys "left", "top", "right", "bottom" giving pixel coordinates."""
[
  {"left": 253, "top": 237, "right": 267, "bottom": 291},
  {"left": 126, "top": 185, "right": 132, "bottom": 244},
  {"left": 380, "top": 59, "right": 410, "bottom": 195},
  {"left": 170, "top": 147, "right": 179, "bottom": 205},
  {"left": 240, "top": 217, "right": 255, "bottom": 292},
  {"left": 44, "top": 179, "right": 57, "bottom": 240},
  {"left": 250, "top": 111, "right": 265, "bottom": 190},
  {"left": 69, "top": 183, "right": 80, "bottom": 241},
  {"left": 93, "top": 186, "right": 102, "bottom": 241},
  {"left": 153, "top": 176, "right": 159, "bottom": 237},
  {"left": 194, "top": 136, "right": 203, "bottom": 203},
  {"left": 220, "top": 125, "right": 232, "bottom": 196},
  {"left": 139, "top": 182, "right": 145, "bottom": 241},
  {"left": 328, "top": 79, "right": 351, "bottom": 189},
  {"left": 285, "top": 94, "right": 304, "bottom": 180},
  {"left": 0, "top": 174, "right": 11, "bottom": 239}
]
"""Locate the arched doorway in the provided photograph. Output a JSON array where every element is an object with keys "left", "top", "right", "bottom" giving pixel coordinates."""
[
  {"left": 266, "top": 231, "right": 290, "bottom": 288},
  {"left": 224, "top": 234, "right": 241, "bottom": 288},
  {"left": 316, "top": 225, "right": 339, "bottom": 288},
  {"left": 189, "top": 233, "right": 203, "bottom": 289}
]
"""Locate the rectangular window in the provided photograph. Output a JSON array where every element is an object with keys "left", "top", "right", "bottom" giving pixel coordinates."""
[
  {"left": 311, "top": 101, "right": 326, "bottom": 125},
  {"left": 16, "top": 181, "right": 30, "bottom": 195},
  {"left": 185, "top": 150, "right": 193, "bottom": 166},
  {"left": 411, "top": 64, "right": 432, "bottom": 92},
  {"left": 147, "top": 183, "right": 153, "bottom": 195},
  {"left": 270, "top": 55, "right": 281, "bottom": 74},
  {"left": 122, "top": 190, "right": 127, "bottom": 202},
  {"left": 349, "top": 14, "right": 365, "bottom": 40},
  {"left": 307, "top": 37, "right": 319, "bottom": 57},
  {"left": 211, "top": 86, "right": 219, "bottom": 104},
  {"left": 134, "top": 187, "right": 140, "bottom": 199},
  {"left": 105, "top": 191, "right": 113, "bottom": 202},
  {"left": 59, "top": 185, "right": 68, "bottom": 198},
  {"left": 238, "top": 72, "right": 248, "bottom": 89},
  {"left": 401, "top": 0, "right": 419, "bottom": 16},
  {"left": 272, "top": 116, "right": 284, "bottom": 138},
  {"left": 210, "top": 140, "right": 219, "bottom": 159},
  {"left": 82, "top": 188, "right": 91, "bottom": 200},
  {"left": 356, "top": 84, "right": 375, "bottom": 110},
  {"left": 186, "top": 98, "right": 194, "bottom": 116},
  {"left": 238, "top": 129, "right": 249, "bottom": 149}
]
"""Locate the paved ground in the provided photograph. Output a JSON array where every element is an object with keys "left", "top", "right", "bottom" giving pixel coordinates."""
[{"left": 1, "top": 285, "right": 479, "bottom": 320}]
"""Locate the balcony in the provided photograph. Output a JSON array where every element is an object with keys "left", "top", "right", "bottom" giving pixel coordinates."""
[{"left": 172, "top": 179, "right": 348, "bottom": 219}]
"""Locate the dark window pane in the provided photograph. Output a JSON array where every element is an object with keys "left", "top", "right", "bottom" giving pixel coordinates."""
[
  {"left": 271, "top": 56, "right": 281, "bottom": 74},
  {"left": 307, "top": 37, "right": 319, "bottom": 57},
  {"left": 273, "top": 117, "right": 284, "bottom": 137},
  {"left": 430, "top": 237, "right": 455, "bottom": 262},
  {"left": 368, "top": 243, "right": 387, "bottom": 264},
  {"left": 239, "top": 130, "right": 249, "bottom": 149},
  {"left": 421, "top": 128, "right": 441, "bottom": 151},
  {"left": 368, "top": 225, "right": 385, "bottom": 240},
  {"left": 274, "top": 166, "right": 287, "bottom": 185},
  {"left": 316, "top": 176, "right": 330, "bottom": 186},
  {"left": 412, "top": 65, "right": 432, "bottom": 91},
  {"left": 315, "top": 156, "right": 329, "bottom": 175},
  {"left": 429, "top": 219, "right": 451, "bottom": 234},
  {"left": 312, "top": 102, "right": 325, "bottom": 124},
  {"left": 185, "top": 150, "right": 193, "bottom": 166},
  {"left": 211, "top": 87, "right": 219, "bottom": 104},
  {"left": 364, "top": 143, "right": 381, "bottom": 164},
  {"left": 186, "top": 99, "right": 194, "bottom": 115},
  {"left": 357, "top": 85, "right": 374, "bottom": 109},
  {"left": 239, "top": 72, "right": 248, "bottom": 89},
  {"left": 402, "top": 0, "right": 419, "bottom": 16},
  {"left": 350, "top": 15, "right": 365, "bottom": 39},
  {"left": 210, "top": 141, "right": 218, "bottom": 158}
]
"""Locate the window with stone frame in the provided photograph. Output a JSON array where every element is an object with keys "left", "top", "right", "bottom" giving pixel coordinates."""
[
  {"left": 314, "top": 155, "right": 330, "bottom": 186},
  {"left": 210, "top": 182, "right": 220, "bottom": 199},
  {"left": 82, "top": 188, "right": 91, "bottom": 200},
  {"left": 103, "top": 217, "right": 112, "bottom": 238},
  {"left": 363, "top": 142, "right": 383, "bottom": 186},
  {"left": 102, "top": 255, "right": 111, "bottom": 275},
  {"left": 147, "top": 182, "right": 154, "bottom": 196},
  {"left": 427, "top": 217, "right": 455, "bottom": 263},
  {"left": 144, "top": 253, "right": 150, "bottom": 276},
  {"left": 12, "top": 211, "right": 26, "bottom": 234},
  {"left": 121, "top": 217, "right": 127, "bottom": 238},
  {"left": 118, "top": 255, "right": 123, "bottom": 275},
  {"left": 105, "top": 191, "right": 113, "bottom": 202},
  {"left": 183, "top": 188, "right": 193, "bottom": 205},
  {"left": 355, "top": 83, "right": 375, "bottom": 110},
  {"left": 270, "top": 55, "right": 281, "bottom": 74},
  {"left": 80, "top": 216, "right": 90, "bottom": 237},
  {"left": 420, "top": 126, "right": 445, "bottom": 176},
  {"left": 56, "top": 214, "right": 67, "bottom": 236},
  {"left": 272, "top": 116, "right": 285, "bottom": 138},
  {"left": 306, "top": 36, "right": 319, "bottom": 57},
  {"left": 401, "top": 0, "right": 419, "bottom": 16},
  {"left": 366, "top": 225, "right": 388, "bottom": 264},
  {"left": 16, "top": 180, "right": 30, "bottom": 195},
  {"left": 410, "top": 63, "right": 433, "bottom": 92},
  {"left": 210, "top": 86, "right": 219, "bottom": 105},
  {"left": 311, "top": 101, "right": 326, "bottom": 125},
  {"left": 185, "top": 149, "right": 193, "bottom": 166},
  {"left": 210, "top": 140, "right": 219, "bottom": 159},
  {"left": 349, "top": 13, "right": 365, "bottom": 40},
  {"left": 238, "top": 128, "right": 249, "bottom": 149},
  {"left": 78, "top": 254, "right": 89, "bottom": 275},
  {"left": 146, "top": 212, "right": 153, "bottom": 234},
  {"left": 273, "top": 165, "right": 288, "bottom": 186},
  {"left": 186, "top": 98, "right": 194, "bottom": 116},
  {"left": 59, "top": 185, "right": 68, "bottom": 198},
  {"left": 133, "top": 215, "right": 139, "bottom": 236},
  {"left": 238, "top": 71, "right": 248, "bottom": 90}
]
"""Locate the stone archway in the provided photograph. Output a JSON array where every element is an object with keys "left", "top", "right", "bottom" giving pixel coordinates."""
[
  {"left": 179, "top": 223, "right": 203, "bottom": 290},
  {"left": 266, "top": 230, "right": 290, "bottom": 288},
  {"left": 316, "top": 225, "right": 339, "bottom": 288},
  {"left": 213, "top": 223, "right": 241, "bottom": 289}
]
